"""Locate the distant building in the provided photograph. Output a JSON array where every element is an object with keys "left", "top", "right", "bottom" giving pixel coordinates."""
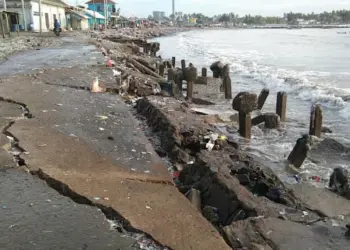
[
  {"left": 85, "top": 0, "right": 116, "bottom": 24},
  {"left": 153, "top": 11, "right": 165, "bottom": 21},
  {"left": 65, "top": 5, "right": 104, "bottom": 30},
  {"left": 0, "top": 0, "right": 67, "bottom": 32}
]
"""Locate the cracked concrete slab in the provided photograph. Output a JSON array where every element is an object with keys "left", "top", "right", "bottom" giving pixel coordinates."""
[
  {"left": 291, "top": 183, "right": 350, "bottom": 218},
  {"left": 0, "top": 169, "right": 136, "bottom": 250},
  {"left": 0, "top": 69, "right": 229, "bottom": 249}
]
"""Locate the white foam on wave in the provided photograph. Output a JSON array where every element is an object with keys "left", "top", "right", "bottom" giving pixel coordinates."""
[{"left": 178, "top": 35, "right": 350, "bottom": 110}]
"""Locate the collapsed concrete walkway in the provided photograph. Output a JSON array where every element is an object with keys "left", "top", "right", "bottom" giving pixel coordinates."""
[{"left": 0, "top": 61, "right": 228, "bottom": 249}]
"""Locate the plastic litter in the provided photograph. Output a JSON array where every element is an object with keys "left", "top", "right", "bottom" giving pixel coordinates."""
[
  {"left": 310, "top": 176, "right": 321, "bottom": 182},
  {"left": 98, "top": 127, "right": 105, "bottom": 131},
  {"left": 97, "top": 115, "right": 108, "bottom": 120},
  {"left": 93, "top": 197, "right": 100, "bottom": 201},
  {"left": 302, "top": 211, "right": 309, "bottom": 217},
  {"left": 331, "top": 219, "right": 340, "bottom": 227},
  {"left": 145, "top": 205, "right": 152, "bottom": 210}
]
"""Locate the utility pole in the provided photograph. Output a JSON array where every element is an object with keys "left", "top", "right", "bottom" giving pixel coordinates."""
[
  {"left": 21, "top": 0, "right": 27, "bottom": 31},
  {"left": 3, "top": 0, "right": 10, "bottom": 36},
  {"left": 39, "top": 0, "right": 42, "bottom": 35},
  {"left": 172, "top": 0, "right": 175, "bottom": 19},
  {"left": 104, "top": 0, "right": 107, "bottom": 28}
]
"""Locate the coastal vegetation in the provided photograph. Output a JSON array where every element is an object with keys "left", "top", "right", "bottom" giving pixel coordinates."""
[{"left": 171, "top": 10, "right": 350, "bottom": 25}]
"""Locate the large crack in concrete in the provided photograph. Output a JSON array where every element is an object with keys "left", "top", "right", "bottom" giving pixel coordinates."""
[
  {"left": 0, "top": 95, "right": 171, "bottom": 250},
  {"left": 31, "top": 168, "right": 170, "bottom": 250}
]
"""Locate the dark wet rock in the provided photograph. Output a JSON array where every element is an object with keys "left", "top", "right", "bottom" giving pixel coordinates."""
[
  {"left": 232, "top": 92, "right": 258, "bottom": 113},
  {"left": 264, "top": 113, "right": 280, "bottom": 129},
  {"left": 322, "top": 126, "right": 333, "bottom": 133},
  {"left": 288, "top": 135, "right": 311, "bottom": 168},
  {"left": 308, "top": 138, "right": 350, "bottom": 166},
  {"left": 329, "top": 167, "right": 350, "bottom": 199},
  {"left": 155, "top": 149, "right": 167, "bottom": 157},
  {"left": 210, "top": 61, "right": 224, "bottom": 78},
  {"left": 202, "top": 206, "right": 220, "bottom": 225}
]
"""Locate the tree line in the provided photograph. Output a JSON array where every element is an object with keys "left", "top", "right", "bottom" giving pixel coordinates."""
[{"left": 171, "top": 10, "right": 350, "bottom": 25}]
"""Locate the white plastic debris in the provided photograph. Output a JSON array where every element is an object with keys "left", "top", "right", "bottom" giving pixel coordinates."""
[
  {"left": 331, "top": 219, "right": 340, "bottom": 227},
  {"left": 93, "top": 197, "right": 100, "bottom": 201},
  {"left": 279, "top": 209, "right": 286, "bottom": 215},
  {"left": 99, "top": 127, "right": 105, "bottom": 131}
]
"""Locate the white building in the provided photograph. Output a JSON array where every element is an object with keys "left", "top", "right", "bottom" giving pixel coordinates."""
[
  {"left": 0, "top": 0, "right": 67, "bottom": 32},
  {"left": 153, "top": 11, "right": 165, "bottom": 22}
]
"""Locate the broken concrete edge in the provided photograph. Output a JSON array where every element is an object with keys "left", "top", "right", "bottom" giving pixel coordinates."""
[
  {"left": 30, "top": 168, "right": 171, "bottom": 249},
  {"left": 134, "top": 97, "right": 325, "bottom": 248},
  {"left": 0, "top": 98, "right": 171, "bottom": 250}
]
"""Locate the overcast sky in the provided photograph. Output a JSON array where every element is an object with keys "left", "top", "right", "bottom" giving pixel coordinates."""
[{"left": 68, "top": 0, "right": 350, "bottom": 17}]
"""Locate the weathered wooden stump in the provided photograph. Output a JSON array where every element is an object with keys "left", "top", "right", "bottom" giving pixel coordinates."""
[
  {"left": 143, "top": 45, "right": 149, "bottom": 55},
  {"left": 288, "top": 135, "right": 310, "bottom": 168},
  {"left": 309, "top": 104, "right": 323, "bottom": 138},
  {"left": 188, "top": 188, "right": 201, "bottom": 211},
  {"left": 276, "top": 91, "right": 287, "bottom": 122},
  {"left": 239, "top": 112, "right": 252, "bottom": 139},
  {"left": 159, "top": 64, "right": 165, "bottom": 77},
  {"left": 181, "top": 59, "right": 186, "bottom": 72},
  {"left": 222, "top": 65, "right": 232, "bottom": 99},
  {"left": 264, "top": 113, "right": 280, "bottom": 129},
  {"left": 232, "top": 92, "right": 257, "bottom": 139},
  {"left": 257, "top": 88, "right": 270, "bottom": 110},
  {"left": 184, "top": 64, "right": 197, "bottom": 102},
  {"left": 202, "top": 67, "right": 207, "bottom": 77},
  {"left": 172, "top": 56, "right": 176, "bottom": 67},
  {"left": 252, "top": 114, "right": 265, "bottom": 126},
  {"left": 168, "top": 68, "right": 175, "bottom": 81},
  {"left": 210, "top": 61, "right": 224, "bottom": 78},
  {"left": 232, "top": 92, "right": 258, "bottom": 114}
]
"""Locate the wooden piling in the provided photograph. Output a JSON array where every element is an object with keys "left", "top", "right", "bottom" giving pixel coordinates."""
[
  {"left": 159, "top": 64, "right": 165, "bottom": 77},
  {"left": 202, "top": 67, "right": 207, "bottom": 77},
  {"left": 181, "top": 59, "right": 186, "bottom": 72},
  {"left": 224, "top": 76, "right": 232, "bottom": 99},
  {"left": 189, "top": 188, "right": 201, "bottom": 211},
  {"left": 276, "top": 92, "right": 287, "bottom": 122},
  {"left": 238, "top": 112, "right": 252, "bottom": 139},
  {"left": 186, "top": 80, "right": 193, "bottom": 102},
  {"left": 309, "top": 104, "right": 323, "bottom": 138},
  {"left": 143, "top": 45, "right": 148, "bottom": 55},
  {"left": 257, "top": 88, "right": 269, "bottom": 110},
  {"left": 172, "top": 57, "right": 176, "bottom": 67}
]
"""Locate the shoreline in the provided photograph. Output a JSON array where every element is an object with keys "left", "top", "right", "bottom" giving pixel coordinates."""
[
  {"left": 1, "top": 26, "right": 350, "bottom": 249},
  {"left": 91, "top": 26, "right": 350, "bottom": 248}
]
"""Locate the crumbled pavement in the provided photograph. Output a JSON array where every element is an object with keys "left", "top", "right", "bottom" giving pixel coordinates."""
[
  {"left": 0, "top": 67, "right": 229, "bottom": 249},
  {"left": 0, "top": 169, "right": 137, "bottom": 250}
]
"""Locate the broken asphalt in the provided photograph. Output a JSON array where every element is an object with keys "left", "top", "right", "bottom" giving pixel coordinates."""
[{"left": 0, "top": 36, "right": 228, "bottom": 249}]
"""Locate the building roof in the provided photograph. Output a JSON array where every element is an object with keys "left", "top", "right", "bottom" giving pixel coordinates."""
[
  {"left": 84, "top": 9, "right": 105, "bottom": 19},
  {"left": 66, "top": 9, "right": 90, "bottom": 19},
  {"left": 85, "top": 0, "right": 116, "bottom": 4},
  {"left": 42, "top": 0, "right": 69, "bottom": 8}
]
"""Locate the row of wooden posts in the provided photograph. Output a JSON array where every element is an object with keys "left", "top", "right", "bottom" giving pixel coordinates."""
[{"left": 156, "top": 56, "right": 323, "bottom": 141}]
